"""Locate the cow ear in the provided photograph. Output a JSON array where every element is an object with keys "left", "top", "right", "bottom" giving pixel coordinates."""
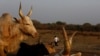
[{"left": 13, "top": 17, "right": 20, "bottom": 23}]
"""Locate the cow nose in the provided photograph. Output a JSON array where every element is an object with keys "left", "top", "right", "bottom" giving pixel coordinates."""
[{"left": 34, "top": 32, "right": 38, "bottom": 37}]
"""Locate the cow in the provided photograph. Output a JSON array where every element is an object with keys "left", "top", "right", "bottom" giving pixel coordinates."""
[
  {"left": 16, "top": 27, "right": 81, "bottom": 56},
  {"left": 16, "top": 42, "right": 51, "bottom": 56},
  {"left": 16, "top": 37, "right": 56, "bottom": 56},
  {"left": 61, "top": 27, "right": 82, "bottom": 56},
  {"left": 55, "top": 27, "right": 82, "bottom": 56},
  {"left": 0, "top": 3, "right": 38, "bottom": 56}
]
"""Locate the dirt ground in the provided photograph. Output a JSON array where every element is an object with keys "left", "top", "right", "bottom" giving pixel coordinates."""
[
  {"left": 36, "top": 30, "right": 100, "bottom": 56},
  {"left": 8, "top": 29, "right": 100, "bottom": 56}
]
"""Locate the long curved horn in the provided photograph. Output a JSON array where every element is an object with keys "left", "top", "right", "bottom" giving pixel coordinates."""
[
  {"left": 62, "top": 26, "right": 68, "bottom": 41},
  {"left": 19, "top": 2, "right": 24, "bottom": 18},
  {"left": 27, "top": 6, "right": 32, "bottom": 17},
  {"left": 62, "top": 26, "right": 71, "bottom": 55},
  {"left": 69, "top": 31, "right": 77, "bottom": 48}
]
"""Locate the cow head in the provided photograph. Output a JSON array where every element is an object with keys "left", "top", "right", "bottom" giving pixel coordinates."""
[{"left": 14, "top": 3, "right": 38, "bottom": 38}]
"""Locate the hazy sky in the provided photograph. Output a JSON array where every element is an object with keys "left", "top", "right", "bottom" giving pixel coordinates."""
[{"left": 0, "top": 0, "right": 100, "bottom": 25}]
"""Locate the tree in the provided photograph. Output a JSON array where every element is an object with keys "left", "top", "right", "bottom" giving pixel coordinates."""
[
  {"left": 32, "top": 20, "right": 41, "bottom": 25},
  {"left": 82, "top": 23, "right": 92, "bottom": 31},
  {"left": 95, "top": 24, "right": 100, "bottom": 32},
  {"left": 32, "top": 20, "right": 42, "bottom": 29},
  {"left": 56, "top": 21, "right": 66, "bottom": 25}
]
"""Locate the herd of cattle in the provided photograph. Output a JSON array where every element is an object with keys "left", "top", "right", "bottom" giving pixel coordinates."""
[{"left": 0, "top": 3, "right": 81, "bottom": 56}]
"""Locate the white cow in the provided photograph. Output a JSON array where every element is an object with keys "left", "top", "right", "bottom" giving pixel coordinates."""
[
  {"left": 0, "top": 3, "right": 38, "bottom": 56},
  {"left": 55, "top": 27, "right": 82, "bottom": 56}
]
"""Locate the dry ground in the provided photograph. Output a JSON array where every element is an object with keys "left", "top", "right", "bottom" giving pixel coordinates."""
[
  {"left": 37, "top": 30, "right": 100, "bottom": 56},
  {"left": 8, "top": 29, "right": 100, "bottom": 56}
]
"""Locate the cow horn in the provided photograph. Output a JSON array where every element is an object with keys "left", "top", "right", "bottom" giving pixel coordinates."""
[
  {"left": 19, "top": 2, "right": 24, "bottom": 18},
  {"left": 69, "top": 31, "right": 77, "bottom": 48},
  {"left": 27, "top": 6, "right": 32, "bottom": 17},
  {"left": 62, "top": 26, "right": 71, "bottom": 55},
  {"left": 62, "top": 26, "right": 68, "bottom": 41}
]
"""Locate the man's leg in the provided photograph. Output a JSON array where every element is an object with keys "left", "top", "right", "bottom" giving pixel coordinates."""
[{"left": 55, "top": 42, "right": 58, "bottom": 46}]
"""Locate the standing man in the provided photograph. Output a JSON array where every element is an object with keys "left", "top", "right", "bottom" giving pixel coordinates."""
[{"left": 54, "top": 36, "right": 59, "bottom": 46}]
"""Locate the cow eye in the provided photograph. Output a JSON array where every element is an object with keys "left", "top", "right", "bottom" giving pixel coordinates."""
[{"left": 25, "top": 24, "right": 30, "bottom": 25}]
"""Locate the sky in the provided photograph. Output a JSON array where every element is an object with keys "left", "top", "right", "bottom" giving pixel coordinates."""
[{"left": 0, "top": 0, "right": 100, "bottom": 25}]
